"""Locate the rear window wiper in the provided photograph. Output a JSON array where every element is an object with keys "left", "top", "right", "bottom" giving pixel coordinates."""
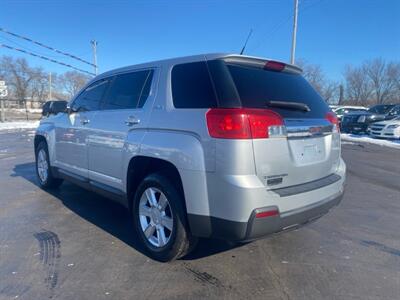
[{"left": 265, "top": 101, "right": 311, "bottom": 112}]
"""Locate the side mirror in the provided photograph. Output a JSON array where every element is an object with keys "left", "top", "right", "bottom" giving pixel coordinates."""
[
  {"left": 66, "top": 104, "right": 72, "bottom": 114},
  {"left": 41, "top": 102, "right": 52, "bottom": 117},
  {"left": 42, "top": 101, "right": 68, "bottom": 117},
  {"left": 50, "top": 101, "right": 68, "bottom": 115}
]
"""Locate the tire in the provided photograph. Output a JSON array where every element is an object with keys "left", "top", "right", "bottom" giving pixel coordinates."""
[
  {"left": 35, "top": 141, "right": 63, "bottom": 189},
  {"left": 132, "top": 172, "right": 197, "bottom": 262}
]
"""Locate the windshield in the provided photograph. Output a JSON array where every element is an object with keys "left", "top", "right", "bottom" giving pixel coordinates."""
[{"left": 368, "top": 105, "right": 395, "bottom": 114}]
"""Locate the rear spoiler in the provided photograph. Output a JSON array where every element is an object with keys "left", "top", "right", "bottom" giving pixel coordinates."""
[{"left": 221, "top": 55, "right": 303, "bottom": 75}]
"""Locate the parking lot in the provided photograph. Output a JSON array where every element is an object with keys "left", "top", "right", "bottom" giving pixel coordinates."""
[{"left": 0, "top": 129, "right": 399, "bottom": 300}]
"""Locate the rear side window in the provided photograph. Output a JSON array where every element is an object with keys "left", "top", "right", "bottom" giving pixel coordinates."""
[
  {"left": 103, "top": 70, "right": 153, "bottom": 110},
  {"left": 72, "top": 79, "right": 109, "bottom": 111},
  {"left": 171, "top": 61, "right": 218, "bottom": 108},
  {"left": 226, "top": 64, "right": 329, "bottom": 118}
]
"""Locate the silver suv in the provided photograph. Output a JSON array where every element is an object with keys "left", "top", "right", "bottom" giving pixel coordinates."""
[{"left": 34, "top": 54, "right": 346, "bottom": 261}]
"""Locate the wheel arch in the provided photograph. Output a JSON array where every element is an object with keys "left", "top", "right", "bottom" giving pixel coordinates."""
[
  {"left": 34, "top": 134, "right": 47, "bottom": 152},
  {"left": 126, "top": 156, "right": 185, "bottom": 212}
]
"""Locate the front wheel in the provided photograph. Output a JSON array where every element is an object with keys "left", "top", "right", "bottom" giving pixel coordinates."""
[
  {"left": 35, "top": 141, "right": 63, "bottom": 189},
  {"left": 132, "top": 173, "right": 197, "bottom": 262}
]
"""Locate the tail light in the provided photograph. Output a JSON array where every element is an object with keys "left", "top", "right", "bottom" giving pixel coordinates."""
[
  {"left": 325, "top": 112, "right": 340, "bottom": 133},
  {"left": 206, "top": 108, "right": 286, "bottom": 139}
]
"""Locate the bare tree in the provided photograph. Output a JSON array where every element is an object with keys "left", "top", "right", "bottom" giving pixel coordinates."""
[
  {"left": 0, "top": 56, "right": 37, "bottom": 107},
  {"left": 322, "top": 81, "right": 340, "bottom": 104},
  {"left": 365, "top": 58, "right": 399, "bottom": 104},
  {"left": 57, "top": 71, "right": 91, "bottom": 99},
  {"left": 343, "top": 64, "right": 373, "bottom": 106},
  {"left": 384, "top": 61, "right": 400, "bottom": 103},
  {"left": 297, "top": 59, "right": 325, "bottom": 93},
  {"left": 29, "top": 68, "right": 48, "bottom": 104},
  {"left": 297, "top": 59, "right": 339, "bottom": 103},
  {"left": 0, "top": 55, "right": 94, "bottom": 107}
]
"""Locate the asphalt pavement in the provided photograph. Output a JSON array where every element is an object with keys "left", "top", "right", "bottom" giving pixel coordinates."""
[{"left": 0, "top": 129, "right": 399, "bottom": 300}]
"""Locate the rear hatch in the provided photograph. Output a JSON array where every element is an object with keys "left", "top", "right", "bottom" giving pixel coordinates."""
[{"left": 207, "top": 56, "right": 341, "bottom": 189}]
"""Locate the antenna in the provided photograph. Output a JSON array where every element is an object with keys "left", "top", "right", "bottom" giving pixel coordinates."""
[{"left": 240, "top": 29, "right": 253, "bottom": 55}]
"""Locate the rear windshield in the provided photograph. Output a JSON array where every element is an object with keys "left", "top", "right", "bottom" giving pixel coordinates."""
[
  {"left": 171, "top": 59, "right": 329, "bottom": 118},
  {"left": 224, "top": 63, "right": 329, "bottom": 118}
]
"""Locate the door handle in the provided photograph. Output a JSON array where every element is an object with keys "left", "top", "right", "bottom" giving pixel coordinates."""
[
  {"left": 81, "top": 118, "right": 90, "bottom": 125},
  {"left": 125, "top": 116, "right": 140, "bottom": 126}
]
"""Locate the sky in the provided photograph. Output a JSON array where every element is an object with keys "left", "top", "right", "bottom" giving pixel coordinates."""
[{"left": 0, "top": 0, "right": 399, "bottom": 81}]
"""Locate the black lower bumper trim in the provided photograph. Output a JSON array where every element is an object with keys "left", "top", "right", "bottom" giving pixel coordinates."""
[
  {"left": 271, "top": 174, "right": 341, "bottom": 197},
  {"left": 188, "top": 191, "right": 344, "bottom": 241}
]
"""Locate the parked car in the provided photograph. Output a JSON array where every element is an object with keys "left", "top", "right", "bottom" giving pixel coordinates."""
[
  {"left": 369, "top": 116, "right": 400, "bottom": 139},
  {"left": 34, "top": 53, "right": 346, "bottom": 262},
  {"left": 333, "top": 106, "right": 367, "bottom": 121},
  {"left": 341, "top": 104, "right": 397, "bottom": 134},
  {"left": 340, "top": 111, "right": 373, "bottom": 134}
]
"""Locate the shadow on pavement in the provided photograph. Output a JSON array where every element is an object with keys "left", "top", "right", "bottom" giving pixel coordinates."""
[{"left": 12, "top": 162, "right": 240, "bottom": 261}]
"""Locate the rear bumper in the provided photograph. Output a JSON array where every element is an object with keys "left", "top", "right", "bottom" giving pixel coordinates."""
[
  {"left": 188, "top": 190, "right": 343, "bottom": 241},
  {"left": 245, "top": 190, "right": 343, "bottom": 241}
]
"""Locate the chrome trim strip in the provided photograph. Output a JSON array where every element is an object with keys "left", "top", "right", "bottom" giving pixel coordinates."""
[{"left": 285, "top": 118, "right": 333, "bottom": 139}]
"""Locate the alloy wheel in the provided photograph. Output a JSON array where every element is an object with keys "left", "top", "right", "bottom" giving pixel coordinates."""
[{"left": 138, "top": 187, "right": 174, "bottom": 248}]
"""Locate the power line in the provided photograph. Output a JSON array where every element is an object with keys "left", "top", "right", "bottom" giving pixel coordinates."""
[
  {"left": 0, "top": 34, "right": 73, "bottom": 60},
  {"left": 250, "top": 0, "right": 325, "bottom": 53},
  {"left": 0, "top": 43, "right": 95, "bottom": 76},
  {"left": 0, "top": 27, "right": 96, "bottom": 67}
]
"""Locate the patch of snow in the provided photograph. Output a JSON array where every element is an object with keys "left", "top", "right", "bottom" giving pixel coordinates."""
[
  {"left": 0, "top": 121, "right": 39, "bottom": 131},
  {"left": 341, "top": 141, "right": 356, "bottom": 145},
  {"left": 341, "top": 134, "right": 400, "bottom": 149},
  {"left": 8, "top": 108, "right": 42, "bottom": 113}
]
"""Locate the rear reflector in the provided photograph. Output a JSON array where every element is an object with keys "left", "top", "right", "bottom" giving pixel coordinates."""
[
  {"left": 264, "top": 61, "right": 286, "bottom": 71},
  {"left": 325, "top": 111, "right": 340, "bottom": 132},
  {"left": 206, "top": 108, "right": 285, "bottom": 139},
  {"left": 255, "top": 209, "right": 279, "bottom": 218}
]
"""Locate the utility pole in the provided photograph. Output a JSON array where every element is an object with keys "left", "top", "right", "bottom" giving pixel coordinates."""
[
  {"left": 0, "top": 81, "right": 8, "bottom": 122},
  {"left": 91, "top": 40, "right": 98, "bottom": 75},
  {"left": 0, "top": 99, "right": 4, "bottom": 122},
  {"left": 48, "top": 72, "right": 52, "bottom": 100},
  {"left": 339, "top": 84, "right": 344, "bottom": 105},
  {"left": 290, "top": 0, "right": 299, "bottom": 65}
]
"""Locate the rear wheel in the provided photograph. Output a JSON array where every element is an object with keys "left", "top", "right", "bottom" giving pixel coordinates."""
[
  {"left": 35, "top": 141, "right": 63, "bottom": 189},
  {"left": 132, "top": 173, "right": 197, "bottom": 262}
]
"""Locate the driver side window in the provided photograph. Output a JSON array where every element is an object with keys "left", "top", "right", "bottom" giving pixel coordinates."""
[
  {"left": 72, "top": 79, "right": 110, "bottom": 112},
  {"left": 389, "top": 106, "right": 400, "bottom": 116}
]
